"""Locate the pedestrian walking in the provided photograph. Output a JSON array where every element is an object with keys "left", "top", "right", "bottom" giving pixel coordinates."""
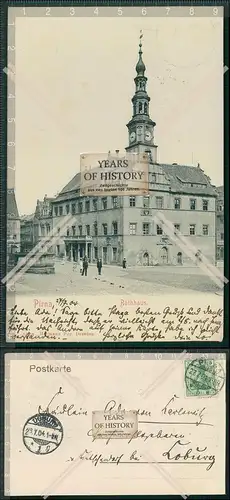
[
  {"left": 122, "top": 257, "right": 127, "bottom": 269},
  {"left": 82, "top": 256, "right": 88, "bottom": 276},
  {"left": 97, "top": 258, "right": 102, "bottom": 276},
  {"left": 79, "top": 258, "right": 83, "bottom": 275}
]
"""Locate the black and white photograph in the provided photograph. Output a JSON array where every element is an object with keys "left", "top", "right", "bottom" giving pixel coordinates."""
[{"left": 6, "top": 6, "right": 225, "bottom": 342}]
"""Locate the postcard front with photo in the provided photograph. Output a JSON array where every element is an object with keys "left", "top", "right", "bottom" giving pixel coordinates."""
[{"left": 6, "top": 6, "right": 225, "bottom": 342}]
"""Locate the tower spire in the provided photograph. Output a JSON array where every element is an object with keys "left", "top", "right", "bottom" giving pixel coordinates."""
[
  {"left": 126, "top": 32, "right": 157, "bottom": 163},
  {"left": 136, "top": 30, "right": 146, "bottom": 76}
]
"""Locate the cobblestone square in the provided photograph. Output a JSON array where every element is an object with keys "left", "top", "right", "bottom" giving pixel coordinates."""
[{"left": 14, "top": 261, "right": 223, "bottom": 297}]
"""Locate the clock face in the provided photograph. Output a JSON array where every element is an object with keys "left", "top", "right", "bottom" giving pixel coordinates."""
[
  {"left": 145, "top": 130, "right": 152, "bottom": 141},
  {"left": 130, "top": 131, "right": 136, "bottom": 142}
]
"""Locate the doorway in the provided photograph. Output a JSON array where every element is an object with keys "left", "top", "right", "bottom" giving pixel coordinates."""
[
  {"left": 143, "top": 252, "right": 149, "bottom": 266},
  {"left": 160, "top": 246, "right": 168, "bottom": 264},
  {"left": 177, "top": 252, "right": 182, "bottom": 265},
  {"left": 103, "top": 247, "right": 107, "bottom": 264},
  {"left": 72, "top": 244, "right": 78, "bottom": 262}
]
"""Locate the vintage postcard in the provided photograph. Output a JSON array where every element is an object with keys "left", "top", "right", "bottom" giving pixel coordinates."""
[
  {"left": 5, "top": 351, "right": 226, "bottom": 495},
  {"left": 6, "top": 6, "right": 226, "bottom": 342}
]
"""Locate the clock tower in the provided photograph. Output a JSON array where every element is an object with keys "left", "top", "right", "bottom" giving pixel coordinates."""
[{"left": 126, "top": 33, "right": 157, "bottom": 163}]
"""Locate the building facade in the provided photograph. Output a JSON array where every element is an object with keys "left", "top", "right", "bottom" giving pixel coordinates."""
[
  {"left": 216, "top": 186, "right": 224, "bottom": 261},
  {"left": 20, "top": 195, "right": 54, "bottom": 254},
  {"left": 33, "top": 195, "right": 54, "bottom": 247},
  {"left": 20, "top": 214, "right": 35, "bottom": 254},
  {"left": 7, "top": 189, "right": 20, "bottom": 261},
  {"left": 51, "top": 38, "right": 217, "bottom": 266}
]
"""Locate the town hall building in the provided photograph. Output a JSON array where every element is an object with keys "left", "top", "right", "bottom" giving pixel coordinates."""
[{"left": 51, "top": 37, "right": 217, "bottom": 266}]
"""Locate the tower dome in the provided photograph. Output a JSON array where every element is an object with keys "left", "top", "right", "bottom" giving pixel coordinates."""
[{"left": 135, "top": 39, "right": 146, "bottom": 76}]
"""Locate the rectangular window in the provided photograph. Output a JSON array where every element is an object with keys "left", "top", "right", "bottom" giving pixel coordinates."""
[
  {"left": 112, "top": 247, "right": 118, "bottom": 261},
  {"left": 72, "top": 226, "right": 76, "bottom": 236},
  {"left": 143, "top": 196, "right": 150, "bottom": 208},
  {"left": 86, "top": 225, "right": 90, "bottom": 236},
  {"left": 93, "top": 198, "right": 98, "bottom": 211},
  {"left": 66, "top": 204, "right": 70, "bottom": 214},
  {"left": 157, "top": 224, "right": 163, "bottom": 235},
  {"left": 203, "top": 199, "right": 209, "bottom": 211},
  {"left": 143, "top": 223, "right": 150, "bottom": 235},
  {"left": 59, "top": 206, "right": 63, "bottom": 216},
  {"left": 102, "top": 197, "right": 107, "bottom": 209},
  {"left": 85, "top": 200, "right": 90, "bottom": 212},
  {"left": 71, "top": 203, "right": 76, "bottom": 215},
  {"left": 221, "top": 232, "right": 224, "bottom": 240},
  {"left": 41, "top": 225, "right": 45, "bottom": 236},
  {"left": 54, "top": 206, "right": 58, "bottom": 216},
  {"left": 78, "top": 225, "right": 83, "bottom": 236},
  {"left": 156, "top": 196, "right": 164, "bottom": 209},
  {"left": 189, "top": 224, "right": 196, "bottom": 235},
  {"left": 94, "top": 246, "right": 98, "bottom": 259},
  {"left": 112, "top": 221, "right": 118, "bottom": 235},
  {"left": 190, "top": 199, "right": 196, "bottom": 210},
  {"left": 94, "top": 222, "right": 98, "bottom": 236},
  {"left": 112, "top": 196, "right": 118, "bottom": 208},
  {"left": 174, "top": 224, "right": 181, "bottom": 234},
  {"left": 102, "top": 223, "right": 108, "bottom": 235},
  {"left": 129, "top": 223, "right": 137, "bottom": 235},
  {"left": 203, "top": 224, "right": 209, "bottom": 236},
  {"left": 129, "top": 196, "right": 136, "bottom": 207},
  {"left": 174, "top": 198, "right": 181, "bottom": 210},
  {"left": 79, "top": 202, "right": 83, "bottom": 213},
  {"left": 151, "top": 173, "right": 156, "bottom": 183}
]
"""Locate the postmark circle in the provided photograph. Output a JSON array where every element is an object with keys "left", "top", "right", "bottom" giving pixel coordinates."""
[
  {"left": 185, "top": 358, "right": 225, "bottom": 397},
  {"left": 23, "top": 413, "right": 63, "bottom": 455}
]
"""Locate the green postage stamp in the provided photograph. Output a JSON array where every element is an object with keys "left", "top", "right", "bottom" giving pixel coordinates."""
[{"left": 185, "top": 359, "right": 225, "bottom": 397}]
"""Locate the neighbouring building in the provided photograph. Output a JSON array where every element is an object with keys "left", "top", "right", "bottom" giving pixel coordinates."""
[
  {"left": 7, "top": 188, "right": 20, "bottom": 261},
  {"left": 51, "top": 37, "right": 217, "bottom": 266},
  {"left": 216, "top": 185, "right": 224, "bottom": 261},
  {"left": 33, "top": 195, "right": 54, "bottom": 247},
  {"left": 20, "top": 214, "right": 35, "bottom": 254},
  {"left": 20, "top": 195, "right": 54, "bottom": 254}
]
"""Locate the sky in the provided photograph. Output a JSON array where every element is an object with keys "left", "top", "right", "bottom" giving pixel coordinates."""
[{"left": 10, "top": 8, "right": 223, "bottom": 214}]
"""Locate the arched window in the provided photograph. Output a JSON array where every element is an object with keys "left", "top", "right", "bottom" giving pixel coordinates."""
[
  {"left": 138, "top": 102, "right": 142, "bottom": 113},
  {"left": 144, "top": 102, "right": 148, "bottom": 114}
]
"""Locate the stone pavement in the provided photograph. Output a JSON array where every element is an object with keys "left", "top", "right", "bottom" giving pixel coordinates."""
[{"left": 12, "top": 261, "right": 223, "bottom": 296}]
